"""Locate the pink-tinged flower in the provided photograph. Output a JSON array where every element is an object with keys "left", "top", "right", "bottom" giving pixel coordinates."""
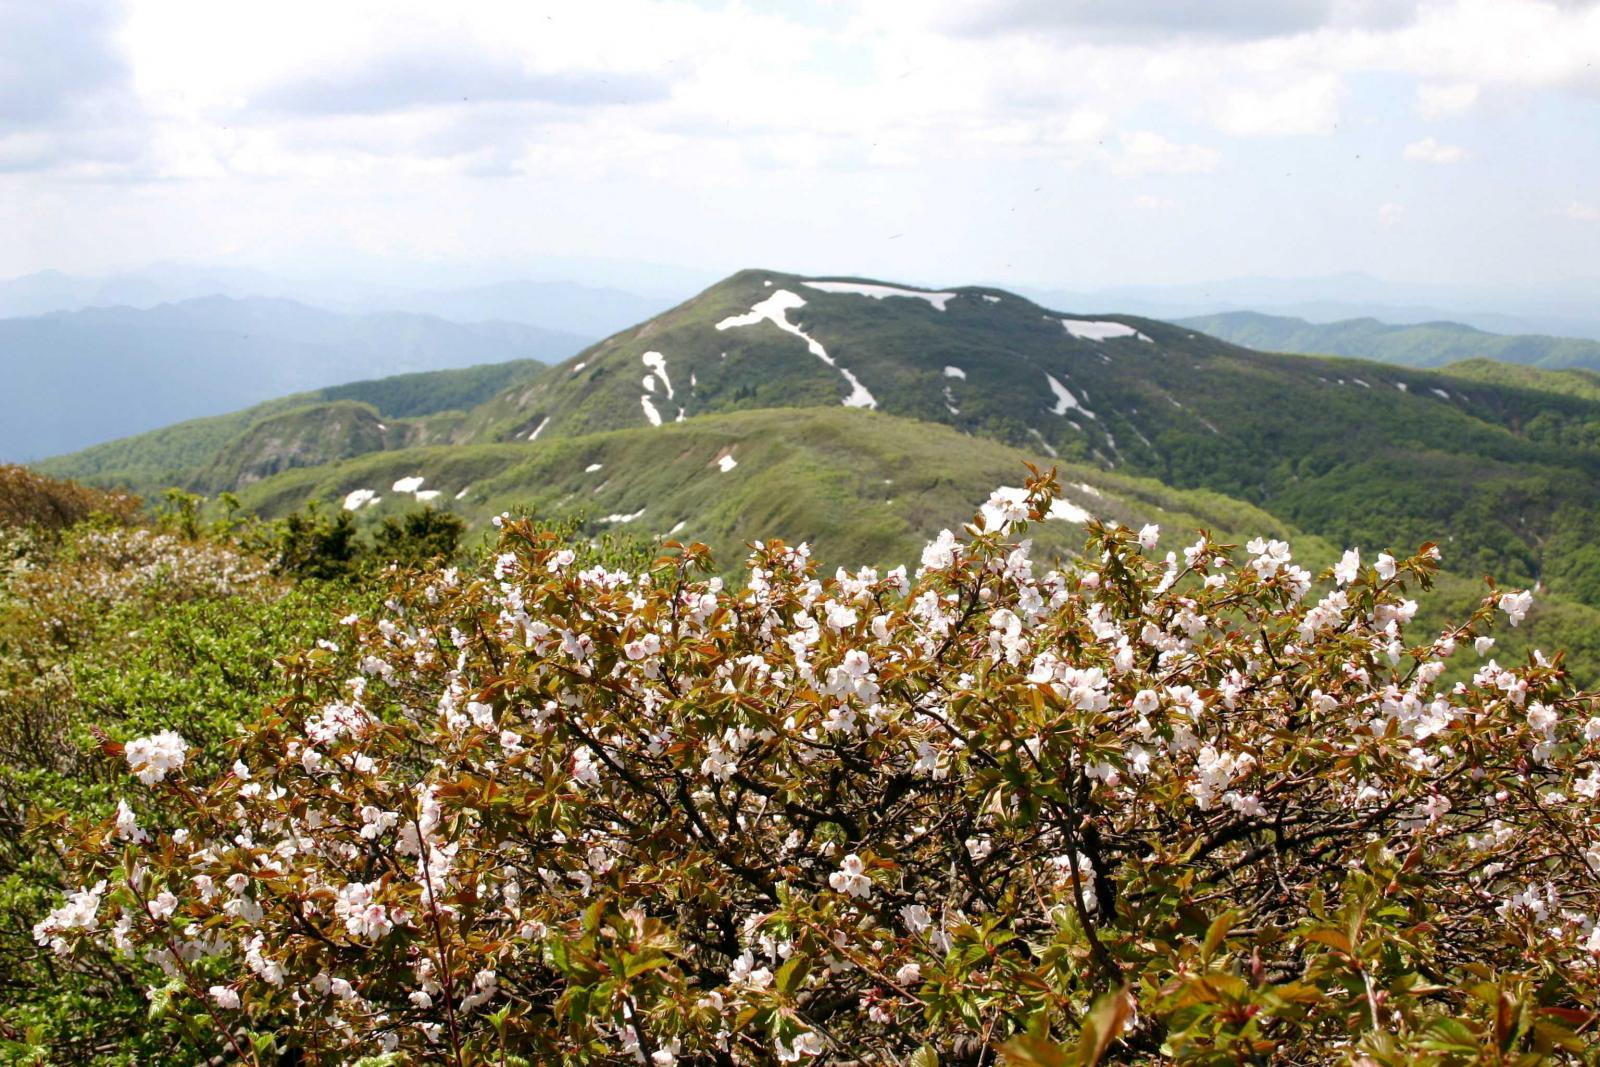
[
  {"left": 828, "top": 854, "right": 873, "bottom": 899},
  {"left": 146, "top": 890, "right": 178, "bottom": 921},
  {"left": 1334, "top": 548, "right": 1360, "bottom": 585},
  {"left": 1499, "top": 589, "right": 1534, "bottom": 627},
  {"left": 124, "top": 730, "right": 187, "bottom": 785}
]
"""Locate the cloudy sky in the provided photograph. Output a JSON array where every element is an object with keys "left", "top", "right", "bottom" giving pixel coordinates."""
[{"left": 2, "top": 0, "right": 1598, "bottom": 291}]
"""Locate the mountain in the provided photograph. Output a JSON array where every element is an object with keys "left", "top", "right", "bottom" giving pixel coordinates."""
[
  {"left": 344, "top": 281, "right": 670, "bottom": 337},
  {"left": 0, "top": 267, "right": 675, "bottom": 337},
  {"left": 41, "top": 267, "right": 1600, "bottom": 624},
  {"left": 444, "top": 268, "right": 1600, "bottom": 614},
  {"left": 0, "top": 297, "right": 589, "bottom": 460},
  {"left": 1022, "top": 272, "right": 1600, "bottom": 341},
  {"left": 35, "top": 360, "right": 546, "bottom": 497},
  {"left": 1178, "top": 310, "right": 1600, "bottom": 371}
]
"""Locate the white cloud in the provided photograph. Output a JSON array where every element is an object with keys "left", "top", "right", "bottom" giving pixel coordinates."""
[
  {"left": 1415, "top": 81, "right": 1480, "bottom": 119},
  {"left": 1112, "top": 131, "right": 1220, "bottom": 175},
  {"left": 1403, "top": 136, "right": 1466, "bottom": 164},
  {"left": 1212, "top": 73, "right": 1344, "bottom": 136},
  {"left": 1569, "top": 201, "right": 1600, "bottom": 222},
  {"left": 1132, "top": 194, "right": 1177, "bottom": 210},
  {"left": 3, "top": 0, "right": 1599, "bottom": 284},
  {"left": 1378, "top": 201, "right": 1405, "bottom": 226}
]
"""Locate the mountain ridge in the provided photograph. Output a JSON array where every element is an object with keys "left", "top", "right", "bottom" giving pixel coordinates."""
[{"left": 1178, "top": 309, "right": 1600, "bottom": 371}]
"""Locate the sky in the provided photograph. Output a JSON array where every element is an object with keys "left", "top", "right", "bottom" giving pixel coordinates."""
[{"left": 2, "top": 0, "right": 1599, "bottom": 293}]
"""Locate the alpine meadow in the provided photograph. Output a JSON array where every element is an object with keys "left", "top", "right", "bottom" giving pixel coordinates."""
[{"left": 7, "top": 2, "right": 1600, "bottom": 1065}]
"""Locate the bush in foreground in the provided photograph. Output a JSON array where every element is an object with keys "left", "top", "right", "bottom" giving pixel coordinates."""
[{"left": 35, "top": 473, "right": 1600, "bottom": 1064}]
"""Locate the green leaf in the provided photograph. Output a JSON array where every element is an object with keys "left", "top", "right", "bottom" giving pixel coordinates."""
[
  {"left": 999, "top": 1033, "right": 1073, "bottom": 1067},
  {"left": 1073, "top": 987, "right": 1134, "bottom": 1066},
  {"left": 1201, "top": 909, "right": 1238, "bottom": 964},
  {"left": 775, "top": 954, "right": 811, "bottom": 996}
]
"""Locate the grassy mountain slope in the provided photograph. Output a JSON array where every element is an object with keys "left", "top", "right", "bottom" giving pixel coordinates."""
[
  {"left": 0, "top": 296, "right": 585, "bottom": 461},
  {"left": 1438, "top": 358, "right": 1600, "bottom": 403},
  {"left": 233, "top": 405, "right": 1600, "bottom": 684},
  {"left": 36, "top": 360, "right": 544, "bottom": 497},
  {"left": 234, "top": 406, "right": 1312, "bottom": 573},
  {"left": 1179, "top": 310, "right": 1600, "bottom": 371}
]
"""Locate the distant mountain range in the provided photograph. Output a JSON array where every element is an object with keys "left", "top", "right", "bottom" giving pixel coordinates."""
[
  {"left": 1020, "top": 271, "right": 1600, "bottom": 341},
  {"left": 0, "top": 266, "right": 674, "bottom": 337},
  {"left": 0, "top": 296, "right": 590, "bottom": 460},
  {"left": 1177, "top": 310, "right": 1600, "bottom": 371}
]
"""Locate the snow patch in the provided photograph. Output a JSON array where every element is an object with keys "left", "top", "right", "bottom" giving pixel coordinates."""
[
  {"left": 716, "top": 289, "right": 876, "bottom": 408},
  {"left": 669, "top": 520, "right": 687, "bottom": 535},
  {"left": 1353, "top": 378, "right": 1371, "bottom": 389},
  {"left": 571, "top": 362, "right": 586, "bottom": 374},
  {"left": 717, "top": 455, "right": 738, "bottom": 473},
  {"left": 1430, "top": 387, "right": 1451, "bottom": 400},
  {"left": 601, "top": 507, "right": 646, "bottom": 524},
  {"left": 414, "top": 490, "right": 441, "bottom": 502},
  {"left": 1045, "top": 373, "right": 1095, "bottom": 419},
  {"left": 641, "top": 396, "right": 663, "bottom": 427},
  {"left": 585, "top": 463, "right": 603, "bottom": 473},
  {"left": 1060, "top": 319, "right": 1151, "bottom": 342},
  {"left": 1048, "top": 499, "right": 1094, "bottom": 524},
  {"left": 527, "top": 417, "right": 550, "bottom": 441},
  {"left": 642, "top": 374, "right": 656, "bottom": 393},
  {"left": 802, "top": 280, "right": 957, "bottom": 311},
  {"left": 642, "top": 351, "right": 674, "bottom": 398},
  {"left": 1395, "top": 382, "right": 1409, "bottom": 392},
  {"left": 392, "top": 476, "right": 425, "bottom": 494},
  {"left": 981, "top": 294, "right": 1001, "bottom": 304},
  {"left": 944, "top": 365, "right": 966, "bottom": 379},
  {"left": 343, "top": 489, "right": 378, "bottom": 511},
  {"left": 1026, "top": 428, "right": 1058, "bottom": 458},
  {"left": 454, "top": 486, "right": 471, "bottom": 500}
]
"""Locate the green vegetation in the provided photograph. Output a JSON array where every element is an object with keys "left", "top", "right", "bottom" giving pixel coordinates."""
[
  {"left": 1180, "top": 309, "right": 1600, "bottom": 370},
  {"left": 35, "top": 360, "right": 544, "bottom": 497},
  {"left": 229, "top": 406, "right": 1312, "bottom": 575},
  {"left": 1439, "top": 356, "right": 1600, "bottom": 401}
]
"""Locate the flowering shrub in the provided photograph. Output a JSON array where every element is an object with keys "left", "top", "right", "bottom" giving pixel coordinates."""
[
  {"left": 0, "top": 517, "right": 356, "bottom": 1063},
  {"left": 38, "top": 473, "right": 1600, "bottom": 1064}
]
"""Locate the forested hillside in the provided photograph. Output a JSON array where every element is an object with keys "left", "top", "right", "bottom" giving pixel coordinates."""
[{"left": 1181, "top": 309, "right": 1600, "bottom": 371}]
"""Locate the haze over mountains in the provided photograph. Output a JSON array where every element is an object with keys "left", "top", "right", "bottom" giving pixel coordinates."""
[
  {"left": 1178, "top": 311, "right": 1600, "bottom": 372},
  {"left": 0, "top": 297, "right": 591, "bottom": 460},
  {"left": 1023, "top": 273, "right": 1600, "bottom": 341},
  {"left": 0, "top": 265, "right": 677, "bottom": 336}
]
